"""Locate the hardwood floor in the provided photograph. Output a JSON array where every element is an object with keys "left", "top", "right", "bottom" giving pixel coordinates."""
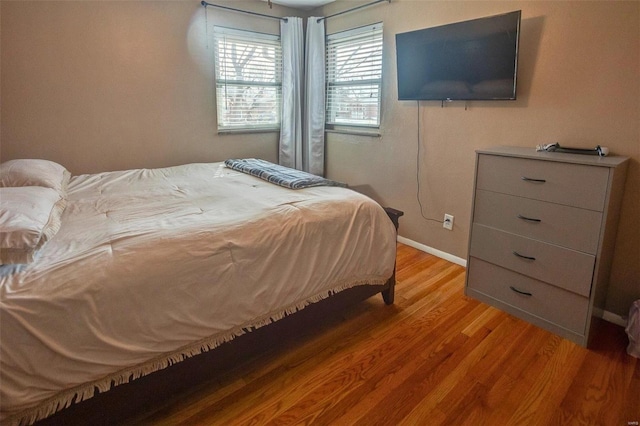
[{"left": 131, "top": 243, "right": 640, "bottom": 425}]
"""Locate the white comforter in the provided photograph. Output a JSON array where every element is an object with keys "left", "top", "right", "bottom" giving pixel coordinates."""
[{"left": 0, "top": 163, "right": 397, "bottom": 425}]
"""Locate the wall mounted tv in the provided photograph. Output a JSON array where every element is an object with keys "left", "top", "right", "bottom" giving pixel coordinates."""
[{"left": 396, "top": 10, "right": 521, "bottom": 101}]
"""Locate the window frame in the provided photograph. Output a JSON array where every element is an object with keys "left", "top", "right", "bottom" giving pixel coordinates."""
[
  {"left": 325, "top": 22, "right": 384, "bottom": 130},
  {"left": 213, "top": 26, "right": 283, "bottom": 133}
]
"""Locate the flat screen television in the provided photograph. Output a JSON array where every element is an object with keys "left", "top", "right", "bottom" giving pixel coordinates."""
[{"left": 396, "top": 10, "right": 521, "bottom": 101}]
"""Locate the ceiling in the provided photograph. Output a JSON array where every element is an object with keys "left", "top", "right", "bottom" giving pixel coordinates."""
[{"left": 263, "top": 0, "right": 336, "bottom": 11}]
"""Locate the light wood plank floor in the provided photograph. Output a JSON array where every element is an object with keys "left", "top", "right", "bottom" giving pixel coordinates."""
[{"left": 132, "top": 243, "right": 640, "bottom": 425}]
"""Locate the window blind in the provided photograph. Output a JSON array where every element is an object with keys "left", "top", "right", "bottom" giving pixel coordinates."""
[
  {"left": 213, "top": 27, "right": 282, "bottom": 131},
  {"left": 326, "top": 23, "right": 383, "bottom": 128}
]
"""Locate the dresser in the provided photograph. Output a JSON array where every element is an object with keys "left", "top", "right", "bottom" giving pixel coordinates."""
[{"left": 465, "top": 146, "right": 629, "bottom": 347}]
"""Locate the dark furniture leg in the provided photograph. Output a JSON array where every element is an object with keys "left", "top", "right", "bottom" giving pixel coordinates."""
[
  {"left": 382, "top": 207, "right": 403, "bottom": 305},
  {"left": 382, "top": 272, "right": 395, "bottom": 305}
]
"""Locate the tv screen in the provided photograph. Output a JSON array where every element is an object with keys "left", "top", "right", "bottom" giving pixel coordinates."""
[{"left": 396, "top": 10, "right": 521, "bottom": 101}]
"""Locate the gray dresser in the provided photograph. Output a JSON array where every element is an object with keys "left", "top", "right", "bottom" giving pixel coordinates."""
[{"left": 465, "top": 146, "right": 629, "bottom": 347}]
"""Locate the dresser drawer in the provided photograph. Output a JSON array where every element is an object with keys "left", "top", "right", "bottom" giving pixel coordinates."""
[
  {"left": 467, "top": 257, "right": 589, "bottom": 334},
  {"left": 469, "top": 224, "right": 595, "bottom": 297},
  {"left": 476, "top": 154, "right": 609, "bottom": 211},
  {"left": 473, "top": 190, "right": 603, "bottom": 254}
]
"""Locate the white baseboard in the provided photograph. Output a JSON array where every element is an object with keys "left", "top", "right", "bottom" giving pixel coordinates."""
[
  {"left": 602, "top": 311, "right": 627, "bottom": 327},
  {"left": 397, "top": 236, "right": 627, "bottom": 328},
  {"left": 397, "top": 236, "right": 467, "bottom": 267}
]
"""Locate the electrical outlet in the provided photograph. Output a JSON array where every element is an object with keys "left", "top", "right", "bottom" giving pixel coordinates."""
[{"left": 443, "top": 214, "right": 454, "bottom": 230}]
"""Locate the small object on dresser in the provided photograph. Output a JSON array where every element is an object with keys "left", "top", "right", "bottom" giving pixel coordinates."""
[{"left": 535, "top": 142, "right": 609, "bottom": 156}]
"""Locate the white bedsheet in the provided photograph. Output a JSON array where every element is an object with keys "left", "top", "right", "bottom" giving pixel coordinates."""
[{"left": 0, "top": 163, "right": 397, "bottom": 425}]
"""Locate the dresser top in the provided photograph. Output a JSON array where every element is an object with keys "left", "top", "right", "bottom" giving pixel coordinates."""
[{"left": 477, "top": 146, "right": 629, "bottom": 168}]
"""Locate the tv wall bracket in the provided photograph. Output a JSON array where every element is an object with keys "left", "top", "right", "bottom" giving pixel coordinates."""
[{"left": 440, "top": 100, "right": 470, "bottom": 110}]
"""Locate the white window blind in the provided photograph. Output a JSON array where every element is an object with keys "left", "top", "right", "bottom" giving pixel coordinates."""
[
  {"left": 214, "top": 27, "right": 282, "bottom": 132},
  {"left": 326, "top": 23, "right": 383, "bottom": 128}
]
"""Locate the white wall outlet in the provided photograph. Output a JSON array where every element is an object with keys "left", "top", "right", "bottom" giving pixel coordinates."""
[{"left": 443, "top": 214, "right": 454, "bottom": 230}]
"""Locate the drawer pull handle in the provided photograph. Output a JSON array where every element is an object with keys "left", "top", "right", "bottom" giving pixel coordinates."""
[
  {"left": 521, "top": 176, "right": 547, "bottom": 183},
  {"left": 513, "top": 251, "right": 536, "bottom": 261},
  {"left": 510, "top": 286, "right": 533, "bottom": 297},
  {"left": 517, "top": 214, "right": 542, "bottom": 223}
]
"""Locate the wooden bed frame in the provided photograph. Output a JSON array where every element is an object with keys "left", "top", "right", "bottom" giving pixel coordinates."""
[{"left": 34, "top": 207, "right": 403, "bottom": 425}]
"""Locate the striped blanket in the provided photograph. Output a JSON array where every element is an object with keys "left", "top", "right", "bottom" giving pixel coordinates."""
[{"left": 224, "top": 159, "right": 347, "bottom": 190}]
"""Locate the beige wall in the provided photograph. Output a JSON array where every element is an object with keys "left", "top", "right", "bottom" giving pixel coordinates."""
[
  {"left": 1, "top": 1, "right": 638, "bottom": 317},
  {"left": 318, "top": 0, "right": 639, "bottom": 318},
  {"left": 0, "top": 1, "right": 298, "bottom": 174}
]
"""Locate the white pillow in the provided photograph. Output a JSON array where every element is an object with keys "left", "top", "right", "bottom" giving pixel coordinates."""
[
  {"left": 0, "top": 159, "right": 70, "bottom": 194},
  {"left": 0, "top": 187, "right": 67, "bottom": 265}
]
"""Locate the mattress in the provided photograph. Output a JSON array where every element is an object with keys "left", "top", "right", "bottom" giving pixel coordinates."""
[{"left": 0, "top": 162, "right": 397, "bottom": 425}]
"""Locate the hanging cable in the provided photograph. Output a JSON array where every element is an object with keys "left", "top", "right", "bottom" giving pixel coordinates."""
[{"left": 416, "top": 101, "right": 444, "bottom": 224}]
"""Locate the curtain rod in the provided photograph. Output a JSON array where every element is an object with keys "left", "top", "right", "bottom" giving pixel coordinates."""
[
  {"left": 317, "top": 0, "right": 391, "bottom": 22},
  {"left": 200, "top": 0, "right": 389, "bottom": 24},
  {"left": 200, "top": 1, "right": 288, "bottom": 22}
]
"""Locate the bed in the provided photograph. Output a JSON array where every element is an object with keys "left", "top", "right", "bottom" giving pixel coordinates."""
[{"left": 0, "top": 159, "right": 399, "bottom": 425}]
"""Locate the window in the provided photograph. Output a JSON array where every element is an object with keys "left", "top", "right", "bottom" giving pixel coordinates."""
[
  {"left": 326, "top": 23, "right": 383, "bottom": 128},
  {"left": 213, "top": 27, "right": 282, "bottom": 132}
]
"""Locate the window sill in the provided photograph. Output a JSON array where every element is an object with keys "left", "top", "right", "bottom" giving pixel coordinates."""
[
  {"left": 217, "top": 128, "right": 280, "bottom": 135},
  {"left": 325, "top": 128, "right": 382, "bottom": 138}
]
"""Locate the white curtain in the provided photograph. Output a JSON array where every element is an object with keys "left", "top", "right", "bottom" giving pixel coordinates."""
[
  {"left": 279, "top": 17, "right": 304, "bottom": 170},
  {"left": 304, "top": 17, "right": 326, "bottom": 176},
  {"left": 279, "top": 16, "right": 326, "bottom": 176}
]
